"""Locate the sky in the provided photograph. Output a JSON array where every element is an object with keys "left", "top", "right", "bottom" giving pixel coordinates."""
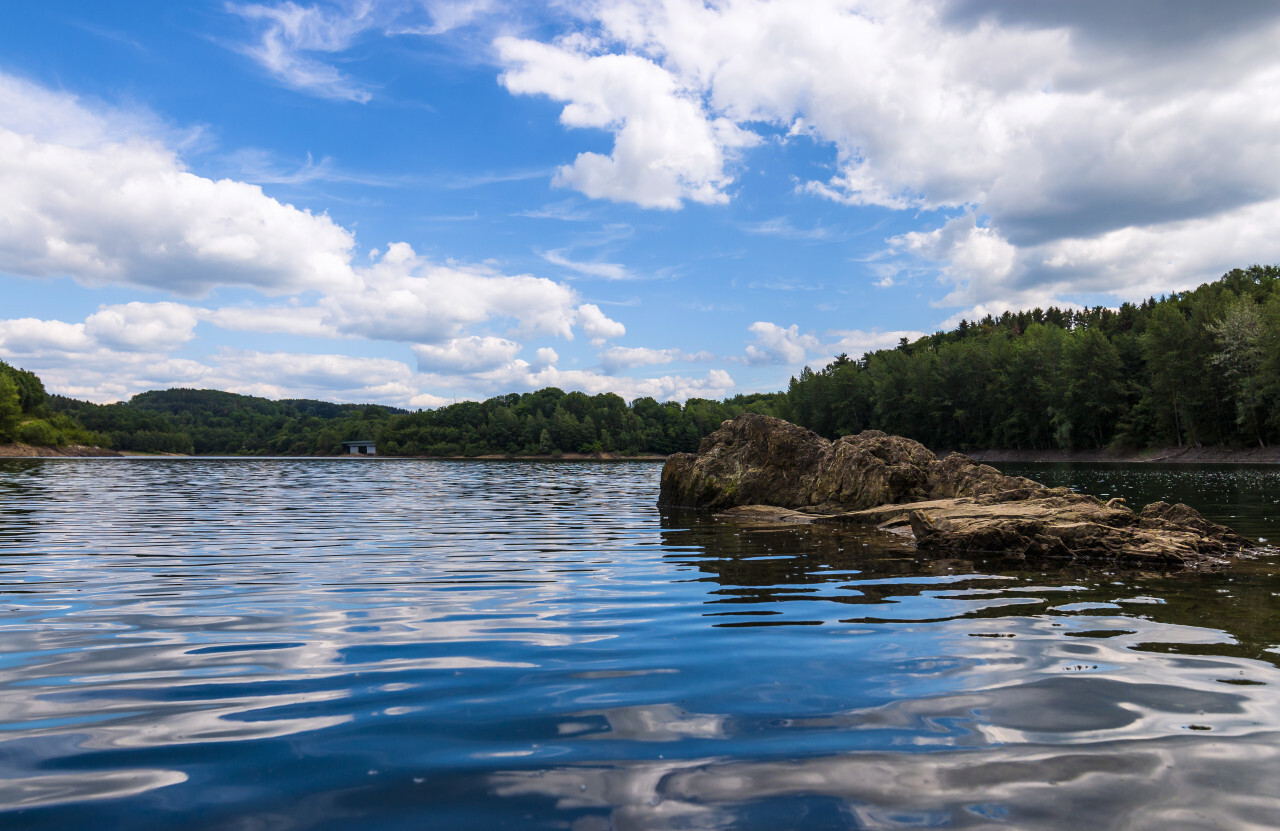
[{"left": 2, "top": 1, "right": 1280, "bottom": 408}]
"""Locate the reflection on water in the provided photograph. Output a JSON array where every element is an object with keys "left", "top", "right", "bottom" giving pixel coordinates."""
[{"left": 0, "top": 459, "right": 1278, "bottom": 829}]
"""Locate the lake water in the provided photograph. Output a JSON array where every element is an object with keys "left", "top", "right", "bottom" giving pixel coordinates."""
[{"left": 1, "top": 459, "right": 1279, "bottom": 830}]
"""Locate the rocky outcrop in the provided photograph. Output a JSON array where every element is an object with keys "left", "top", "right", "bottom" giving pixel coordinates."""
[
  {"left": 660, "top": 414, "right": 1251, "bottom": 569},
  {"left": 660, "top": 414, "right": 1042, "bottom": 513}
]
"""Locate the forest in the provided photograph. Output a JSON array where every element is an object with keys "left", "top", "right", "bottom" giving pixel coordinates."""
[
  {"left": 784, "top": 265, "right": 1280, "bottom": 450},
  {"left": 2, "top": 264, "right": 1278, "bottom": 455}
]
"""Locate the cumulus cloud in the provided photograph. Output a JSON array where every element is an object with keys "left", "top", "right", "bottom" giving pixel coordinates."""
[
  {"left": 84, "top": 302, "right": 201, "bottom": 352},
  {"left": 412, "top": 336, "right": 522, "bottom": 374},
  {"left": 737, "top": 321, "right": 928, "bottom": 368},
  {"left": 203, "top": 305, "right": 337, "bottom": 338},
  {"left": 211, "top": 349, "right": 420, "bottom": 402},
  {"left": 598, "top": 345, "right": 713, "bottom": 373},
  {"left": 0, "top": 306, "right": 213, "bottom": 403},
  {"left": 827, "top": 329, "right": 929, "bottom": 360},
  {"left": 420, "top": 361, "right": 735, "bottom": 404},
  {"left": 502, "top": 0, "right": 1280, "bottom": 308},
  {"left": 741, "top": 322, "right": 821, "bottom": 366},
  {"left": 0, "top": 73, "right": 357, "bottom": 296},
  {"left": 898, "top": 199, "right": 1280, "bottom": 317},
  {"left": 574, "top": 303, "right": 626, "bottom": 345},
  {"left": 531, "top": 347, "right": 559, "bottom": 369},
  {"left": 317, "top": 243, "right": 584, "bottom": 344},
  {"left": 0, "top": 302, "right": 199, "bottom": 357},
  {"left": 496, "top": 35, "right": 758, "bottom": 209}
]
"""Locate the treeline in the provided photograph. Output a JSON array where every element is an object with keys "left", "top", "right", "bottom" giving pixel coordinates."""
[
  {"left": 39, "top": 385, "right": 785, "bottom": 456},
  {"left": 786, "top": 265, "right": 1280, "bottom": 450},
  {"left": 375, "top": 389, "right": 785, "bottom": 456},
  {"left": 49, "top": 389, "right": 408, "bottom": 455},
  {"left": 6, "top": 264, "right": 1278, "bottom": 456}
]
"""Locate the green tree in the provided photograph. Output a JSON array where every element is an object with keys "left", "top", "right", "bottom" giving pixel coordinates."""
[
  {"left": 0, "top": 374, "right": 21, "bottom": 443},
  {"left": 1207, "top": 295, "right": 1268, "bottom": 446}
]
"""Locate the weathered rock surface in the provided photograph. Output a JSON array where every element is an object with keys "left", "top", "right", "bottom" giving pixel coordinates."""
[{"left": 660, "top": 414, "right": 1251, "bottom": 569}]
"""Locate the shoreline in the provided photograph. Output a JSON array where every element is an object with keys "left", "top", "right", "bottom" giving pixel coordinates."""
[
  {"left": 5, "top": 442, "right": 1279, "bottom": 464},
  {"left": 0, "top": 445, "right": 665, "bottom": 461},
  {"left": 958, "top": 446, "right": 1280, "bottom": 465},
  {"left": 0, "top": 443, "right": 122, "bottom": 458}
]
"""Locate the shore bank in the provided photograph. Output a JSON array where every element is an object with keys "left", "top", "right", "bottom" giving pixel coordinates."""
[
  {"left": 0, "top": 444, "right": 122, "bottom": 458},
  {"left": 6, "top": 443, "right": 1276, "bottom": 464},
  {"left": 960, "top": 445, "right": 1280, "bottom": 465},
  {"left": 0, "top": 446, "right": 665, "bottom": 461}
]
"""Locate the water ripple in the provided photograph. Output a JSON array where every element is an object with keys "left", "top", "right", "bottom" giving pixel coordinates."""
[{"left": 1, "top": 458, "right": 1279, "bottom": 829}]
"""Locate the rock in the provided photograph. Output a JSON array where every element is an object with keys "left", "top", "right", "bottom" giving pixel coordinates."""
[
  {"left": 659, "top": 414, "right": 1035, "bottom": 514},
  {"left": 660, "top": 414, "right": 1251, "bottom": 569}
]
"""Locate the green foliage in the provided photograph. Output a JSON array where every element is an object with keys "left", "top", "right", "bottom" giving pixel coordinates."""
[
  {"left": 33, "top": 383, "right": 787, "bottom": 457},
  {"left": 0, "top": 360, "right": 46, "bottom": 414},
  {"left": 9, "top": 414, "right": 108, "bottom": 448},
  {"left": 0, "top": 374, "right": 20, "bottom": 443},
  {"left": 16, "top": 419, "right": 60, "bottom": 446},
  {"left": 375, "top": 389, "right": 788, "bottom": 457},
  {"left": 784, "top": 264, "right": 1280, "bottom": 450}
]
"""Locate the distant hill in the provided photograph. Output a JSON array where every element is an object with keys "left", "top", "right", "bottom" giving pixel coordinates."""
[{"left": 50, "top": 388, "right": 408, "bottom": 455}]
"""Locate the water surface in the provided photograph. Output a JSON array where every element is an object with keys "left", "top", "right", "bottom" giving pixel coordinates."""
[{"left": 1, "top": 459, "right": 1278, "bottom": 829}]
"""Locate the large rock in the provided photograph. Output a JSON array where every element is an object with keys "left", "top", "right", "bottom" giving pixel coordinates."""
[
  {"left": 660, "top": 414, "right": 1251, "bottom": 569},
  {"left": 660, "top": 414, "right": 1040, "bottom": 513}
]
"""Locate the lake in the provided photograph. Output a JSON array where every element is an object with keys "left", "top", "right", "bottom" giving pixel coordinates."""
[{"left": 1, "top": 458, "right": 1279, "bottom": 830}]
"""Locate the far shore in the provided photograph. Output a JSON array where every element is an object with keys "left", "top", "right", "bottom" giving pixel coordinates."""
[
  {"left": 959, "top": 445, "right": 1280, "bottom": 465},
  {"left": 4, "top": 443, "right": 1280, "bottom": 465},
  {"left": 0, "top": 444, "right": 665, "bottom": 461}
]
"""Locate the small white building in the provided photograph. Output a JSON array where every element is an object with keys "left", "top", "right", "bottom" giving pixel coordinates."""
[{"left": 342, "top": 440, "right": 376, "bottom": 456}]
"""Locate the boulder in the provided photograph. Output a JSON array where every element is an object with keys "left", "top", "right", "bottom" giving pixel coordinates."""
[
  {"left": 660, "top": 414, "right": 1251, "bottom": 569},
  {"left": 659, "top": 414, "right": 1038, "bottom": 514}
]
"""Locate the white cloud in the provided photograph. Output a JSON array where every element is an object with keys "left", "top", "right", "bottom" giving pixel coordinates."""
[
  {"left": 83, "top": 302, "right": 200, "bottom": 352},
  {"left": 228, "top": 1, "right": 377, "bottom": 102},
  {"left": 574, "top": 303, "right": 626, "bottom": 345},
  {"left": 210, "top": 349, "right": 419, "bottom": 402},
  {"left": 509, "top": 0, "right": 1280, "bottom": 307},
  {"left": 0, "top": 73, "right": 357, "bottom": 296},
  {"left": 203, "top": 305, "right": 337, "bottom": 338},
  {"left": 827, "top": 329, "right": 928, "bottom": 361},
  {"left": 496, "top": 35, "right": 758, "bottom": 209},
  {"left": 0, "top": 318, "right": 95, "bottom": 355},
  {"left": 598, "top": 345, "right": 713, "bottom": 373},
  {"left": 0, "top": 308, "right": 213, "bottom": 403},
  {"left": 897, "top": 198, "right": 1280, "bottom": 315},
  {"left": 541, "top": 248, "right": 632, "bottom": 280},
  {"left": 412, "top": 336, "right": 522, "bottom": 374},
  {"left": 741, "top": 322, "right": 821, "bottom": 366},
  {"left": 421, "top": 361, "right": 735, "bottom": 404},
  {"left": 531, "top": 347, "right": 559, "bottom": 369},
  {"left": 735, "top": 321, "right": 927, "bottom": 368},
  {"left": 0, "top": 302, "right": 199, "bottom": 357},
  {"left": 315, "top": 243, "right": 584, "bottom": 344},
  {"left": 401, "top": 0, "right": 496, "bottom": 35}
]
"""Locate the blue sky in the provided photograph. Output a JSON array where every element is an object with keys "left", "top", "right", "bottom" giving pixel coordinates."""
[{"left": 3, "top": 1, "right": 1280, "bottom": 407}]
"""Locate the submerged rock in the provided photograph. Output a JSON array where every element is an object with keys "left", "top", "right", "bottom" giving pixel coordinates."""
[{"left": 660, "top": 414, "right": 1250, "bottom": 569}]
